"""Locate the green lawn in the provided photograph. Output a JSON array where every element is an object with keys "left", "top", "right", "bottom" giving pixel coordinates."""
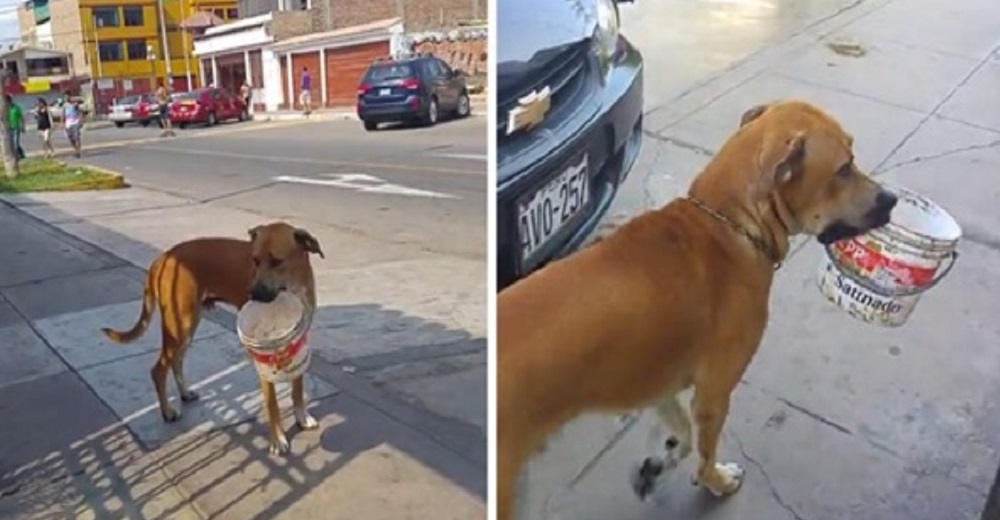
[{"left": 0, "top": 158, "right": 127, "bottom": 193}]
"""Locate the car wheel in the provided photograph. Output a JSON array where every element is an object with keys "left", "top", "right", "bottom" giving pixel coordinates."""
[
  {"left": 424, "top": 98, "right": 439, "bottom": 126},
  {"left": 179, "top": 123, "right": 188, "bottom": 129},
  {"left": 238, "top": 110, "right": 246, "bottom": 122},
  {"left": 456, "top": 93, "right": 471, "bottom": 118},
  {"left": 363, "top": 120, "right": 378, "bottom": 131},
  {"left": 207, "top": 112, "right": 217, "bottom": 126},
  {"left": 114, "top": 122, "right": 125, "bottom": 128},
  {"left": 140, "top": 120, "right": 150, "bottom": 127}
]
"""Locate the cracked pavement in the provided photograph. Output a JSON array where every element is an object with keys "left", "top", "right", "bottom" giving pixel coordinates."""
[{"left": 518, "top": 0, "right": 1000, "bottom": 519}]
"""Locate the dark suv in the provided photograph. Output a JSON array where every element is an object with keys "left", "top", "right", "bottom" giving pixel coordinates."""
[
  {"left": 356, "top": 54, "right": 471, "bottom": 131},
  {"left": 496, "top": 0, "right": 643, "bottom": 290}
]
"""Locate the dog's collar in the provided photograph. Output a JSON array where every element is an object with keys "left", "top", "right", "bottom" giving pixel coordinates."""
[{"left": 684, "top": 196, "right": 783, "bottom": 270}]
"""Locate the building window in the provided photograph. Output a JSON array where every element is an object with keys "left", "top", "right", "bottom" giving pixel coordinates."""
[
  {"left": 226, "top": 7, "right": 238, "bottom": 19},
  {"left": 122, "top": 6, "right": 144, "bottom": 26},
  {"left": 98, "top": 42, "right": 123, "bottom": 62},
  {"left": 92, "top": 6, "right": 119, "bottom": 28},
  {"left": 298, "top": 0, "right": 309, "bottom": 10},
  {"left": 127, "top": 40, "right": 147, "bottom": 60},
  {"left": 212, "top": 8, "right": 224, "bottom": 19}
]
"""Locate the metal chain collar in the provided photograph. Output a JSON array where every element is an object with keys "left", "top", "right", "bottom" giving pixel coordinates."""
[{"left": 684, "top": 196, "right": 783, "bottom": 270}]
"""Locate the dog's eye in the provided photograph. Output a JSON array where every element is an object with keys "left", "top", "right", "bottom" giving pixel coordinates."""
[
  {"left": 252, "top": 257, "right": 261, "bottom": 267},
  {"left": 269, "top": 257, "right": 283, "bottom": 268},
  {"left": 836, "top": 163, "right": 852, "bottom": 179}
]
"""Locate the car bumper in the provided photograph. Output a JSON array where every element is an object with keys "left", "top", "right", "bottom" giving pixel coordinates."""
[
  {"left": 108, "top": 112, "right": 145, "bottom": 122},
  {"left": 170, "top": 111, "right": 207, "bottom": 123},
  {"left": 357, "top": 98, "right": 424, "bottom": 122},
  {"left": 496, "top": 38, "right": 644, "bottom": 291}
]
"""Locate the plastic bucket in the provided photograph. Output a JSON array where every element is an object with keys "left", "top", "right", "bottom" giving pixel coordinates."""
[
  {"left": 816, "top": 185, "right": 961, "bottom": 327},
  {"left": 236, "top": 292, "right": 313, "bottom": 383}
]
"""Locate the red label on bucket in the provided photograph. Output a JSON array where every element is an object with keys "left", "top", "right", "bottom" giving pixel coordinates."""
[{"left": 833, "top": 239, "right": 936, "bottom": 288}]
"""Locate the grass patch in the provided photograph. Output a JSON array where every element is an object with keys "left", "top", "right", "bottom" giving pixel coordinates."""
[{"left": 0, "top": 158, "right": 127, "bottom": 193}]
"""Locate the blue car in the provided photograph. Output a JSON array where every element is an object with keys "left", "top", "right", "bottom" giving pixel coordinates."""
[
  {"left": 496, "top": 0, "right": 644, "bottom": 290},
  {"left": 356, "top": 55, "right": 472, "bottom": 131}
]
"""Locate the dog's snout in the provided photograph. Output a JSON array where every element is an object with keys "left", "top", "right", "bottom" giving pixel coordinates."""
[
  {"left": 249, "top": 283, "right": 278, "bottom": 303},
  {"left": 876, "top": 190, "right": 898, "bottom": 211}
]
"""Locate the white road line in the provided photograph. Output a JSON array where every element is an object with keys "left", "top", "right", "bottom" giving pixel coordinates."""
[
  {"left": 273, "top": 173, "right": 458, "bottom": 199},
  {"left": 428, "top": 152, "right": 488, "bottom": 162}
]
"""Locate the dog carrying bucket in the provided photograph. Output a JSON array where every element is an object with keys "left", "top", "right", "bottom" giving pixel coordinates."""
[
  {"left": 817, "top": 185, "right": 961, "bottom": 328},
  {"left": 236, "top": 292, "right": 312, "bottom": 383}
]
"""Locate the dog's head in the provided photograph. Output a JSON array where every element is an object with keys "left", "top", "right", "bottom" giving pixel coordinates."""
[
  {"left": 738, "top": 101, "right": 897, "bottom": 245},
  {"left": 246, "top": 222, "right": 324, "bottom": 303}
]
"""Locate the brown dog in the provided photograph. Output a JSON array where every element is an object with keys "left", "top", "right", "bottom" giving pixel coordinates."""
[
  {"left": 102, "top": 222, "right": 325, "bottom": 455},
  {"left": 497, "top": 100, "right": 898, "bottom": 519}
]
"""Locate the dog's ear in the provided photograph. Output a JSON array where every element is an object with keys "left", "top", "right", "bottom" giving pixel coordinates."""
[
  {"left": 758, "top": 132, "right": 806, "bottom": 193},
  {"left": 740, "top": 104, "right": 771, "bottom": 128},
  {"left": 247, "top": 225, "right": 263, "bottom": 242},
  {"left": 294, "top": 229, "right": 325, "bottom": 259}
]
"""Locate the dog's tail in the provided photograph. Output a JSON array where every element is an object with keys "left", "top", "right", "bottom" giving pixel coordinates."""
[{"left": 101, "top": 257, "right": 161, "bottom": 344}]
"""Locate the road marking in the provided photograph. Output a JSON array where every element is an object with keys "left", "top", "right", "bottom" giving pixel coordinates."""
[
  {"left": 133, "top": 145, "right": 484, "bottom": 176},
  {"left": 428, "top": 152, "right": 488, "bottom": 162},
  {"left": 273, "top": 173, "right": 458, "bottom": 199}
]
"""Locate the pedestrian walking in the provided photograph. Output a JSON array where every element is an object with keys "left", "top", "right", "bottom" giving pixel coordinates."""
[
  {"left": 5, "top": 95, "right": 25, "bottom": 161},
  {"left": 240, "top": 82, "right": 252, "bottom": 119},
  {"left": 299, "top": 67, "right": 311, "bottom": 116},
  {"left": 34, "top": 98, "right": 55, "bottom": 158},
  {"left": 62, "top": 95, "right": 84, "bottom": 158},
  {"left": 156, "top": 86, "right": 175, "bottom": 137}
]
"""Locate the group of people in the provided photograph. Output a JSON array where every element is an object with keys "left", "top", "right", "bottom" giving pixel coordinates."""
[{"left": 5, "top": 93, "right": 85, "bottom": 162}]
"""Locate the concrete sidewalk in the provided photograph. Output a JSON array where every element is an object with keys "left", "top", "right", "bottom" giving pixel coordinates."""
[
  {"left": 520, "top": 0, "right": 1000, "bottom": 519},
  {"left": 0, "top": 187, "right": 485, "bottom": 516}
]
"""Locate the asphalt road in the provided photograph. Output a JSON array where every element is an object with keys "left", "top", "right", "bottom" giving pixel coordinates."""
[{"left": 20, "top": 117, "right": 487, "bottom": 259}]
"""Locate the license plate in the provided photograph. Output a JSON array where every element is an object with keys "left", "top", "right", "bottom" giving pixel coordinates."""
[
  {"left": 518, "top": 153, "right": 590, "bottom": 263},
  {"left": 379, "top": 88, "right": 391, "bottom": 96}
]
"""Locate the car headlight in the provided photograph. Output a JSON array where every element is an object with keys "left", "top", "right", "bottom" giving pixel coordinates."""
[{"left": 592, "top": 0, "right": 621, "bottom": 62}]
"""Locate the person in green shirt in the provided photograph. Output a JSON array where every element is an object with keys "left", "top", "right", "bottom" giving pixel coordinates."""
[{"left": 5, "top": 95, "right": 25, "bottom": 161}]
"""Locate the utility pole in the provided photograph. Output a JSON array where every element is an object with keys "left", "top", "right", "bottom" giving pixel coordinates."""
[
  {"left": 157, "top": 0, "right": 172, "bottom": 88},
  {"left": 0, "top": 68, "right": 19, "bottom": 178}
]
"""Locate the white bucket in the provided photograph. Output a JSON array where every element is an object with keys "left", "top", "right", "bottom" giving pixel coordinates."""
[
  {"left": 236, "top": 291, "right": 312, "bottom": 383},
  {"left": 817, "top": 185, "right": 961, "bottom": 327}
]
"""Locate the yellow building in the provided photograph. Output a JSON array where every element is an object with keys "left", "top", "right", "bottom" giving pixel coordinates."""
[
  {"left": 18, "top": 0, "right": 238, "bottom": 93},
  {"left": 81, "top": 0, "right": 238, "bottom": 89}
]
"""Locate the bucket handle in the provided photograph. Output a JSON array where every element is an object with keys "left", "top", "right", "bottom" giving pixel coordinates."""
[{"left": 827, "top": 247, "right": 959, "bottom": 298}]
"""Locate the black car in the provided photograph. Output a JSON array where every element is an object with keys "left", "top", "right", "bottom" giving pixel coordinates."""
[
  {"left": 496, "top": 0, "right": 644, "bottom": 290},
  {"left": 356, "top": 54, "right": 472, "bottom": 131}
]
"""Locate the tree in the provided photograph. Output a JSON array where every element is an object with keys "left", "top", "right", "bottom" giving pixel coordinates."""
[{"left": 0, "top": 67, "right": 18, "bottom": 178}]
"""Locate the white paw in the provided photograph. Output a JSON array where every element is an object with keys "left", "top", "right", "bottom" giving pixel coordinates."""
[
  {"left": 296, "top": 411, "right": 319, "bottom": 430},
  {"left": 700, "top": 462, "right": 745, "bottom": 497},
  {"left": 269, "top": 433, "right": 290, "bottom": 455}
]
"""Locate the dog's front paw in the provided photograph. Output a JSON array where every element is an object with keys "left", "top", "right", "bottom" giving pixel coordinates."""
[
  {"left": 296, "top": 412, "right": 319, "bottom": 431},
  {"left": 695, "top": 462, "right": 745, "bottom": 497},
  {"left": 269, "top": 433, "right": 290, "bottom": 456},
  {"left": 162, "top": 407, "right": 181, "bottom": 422},
  {"left": 631, "top": 457, "right": 665, "bottom": 500}
]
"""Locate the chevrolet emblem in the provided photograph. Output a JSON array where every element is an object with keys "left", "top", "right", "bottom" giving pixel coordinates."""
[{"left": 506, "top": 86, "right": 552, "bottom": 135}]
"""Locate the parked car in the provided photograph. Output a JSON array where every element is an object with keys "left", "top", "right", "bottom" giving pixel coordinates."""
[
  {"left": 168, "top": 87, "right": 246, "bottom": 128},
  {"left": 495, "top": 0, "right": 643, "bottom": 291},
  {"left": 109, "top": 94, "right": 159, "bottom": 127},
  {"left": 356, "top": 54, "right": 471, "bottom": 131}
]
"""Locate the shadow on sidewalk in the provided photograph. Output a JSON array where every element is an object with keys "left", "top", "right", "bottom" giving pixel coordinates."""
[{"left": 0, "top": 194, "right": 486, "bottom": 519}]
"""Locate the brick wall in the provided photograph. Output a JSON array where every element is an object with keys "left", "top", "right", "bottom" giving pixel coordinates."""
[
  {"left": 411, "top": 33, "right": 487, "bottom": 77},
  {"left": 326, "top": 0, "right": 485, "bottom": 31}
]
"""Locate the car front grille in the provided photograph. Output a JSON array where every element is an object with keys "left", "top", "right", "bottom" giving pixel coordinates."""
[{"left": 496, "top": 41, "right": 592, "bottom": 141}]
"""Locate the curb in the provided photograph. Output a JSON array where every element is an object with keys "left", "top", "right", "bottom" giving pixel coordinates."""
[{"left": 254, "top": 104, "right": 488, "bottom": 123}]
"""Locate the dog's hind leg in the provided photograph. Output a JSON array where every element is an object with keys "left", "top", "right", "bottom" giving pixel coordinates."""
[
  {"left": 631, "top": 394, "right": 694, "bottom": 500},
  {"left": 691, "top": 383, "right": 744, "bottom": 496},
  {"left": 151, "top": 328, "right": 181, "bottom": 422},
  {"left": 171, "top": 339, "right": 200, "bottom": 403}
]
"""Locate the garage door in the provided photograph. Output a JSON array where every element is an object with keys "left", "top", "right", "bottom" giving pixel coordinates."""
[{"left": 325, "top": 40, "right": 390, "bottom": 107}]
